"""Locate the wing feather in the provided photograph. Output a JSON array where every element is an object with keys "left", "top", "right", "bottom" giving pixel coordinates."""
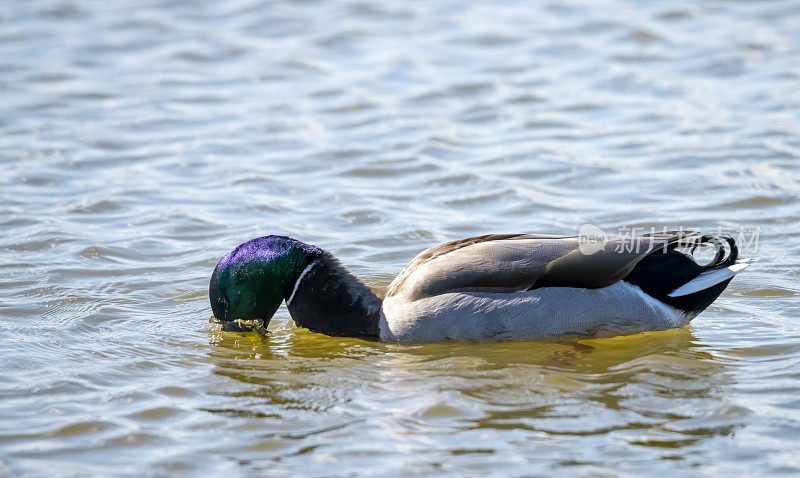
[{"left": 386, "top": 231, "right": 698, "bottom": 301}]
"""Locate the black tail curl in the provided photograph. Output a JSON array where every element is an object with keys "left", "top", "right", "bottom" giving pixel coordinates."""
[
  {"left": 624, "top": 233, "right": 739, "bottom": 314},
  {"left": 677, "top": 234, "right": 738, "bottom": 271}
]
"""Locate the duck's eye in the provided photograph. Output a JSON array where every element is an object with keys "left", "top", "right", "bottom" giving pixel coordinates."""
[{"left": 217, "top": 296, "right": 228, "bottom": 310}]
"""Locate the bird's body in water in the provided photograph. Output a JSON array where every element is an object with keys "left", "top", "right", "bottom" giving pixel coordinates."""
[{"left": 209, "top": 232, "right": 752, "bottom": 343}]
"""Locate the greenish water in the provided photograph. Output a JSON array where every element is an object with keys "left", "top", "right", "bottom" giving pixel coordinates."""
[{"left": 1, "top": 0, "right": 799, "bottom": 475}]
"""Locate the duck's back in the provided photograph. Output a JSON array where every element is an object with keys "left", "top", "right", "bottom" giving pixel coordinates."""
[{"left": 380, "top": 232, "right": 743, "bottom": 342}]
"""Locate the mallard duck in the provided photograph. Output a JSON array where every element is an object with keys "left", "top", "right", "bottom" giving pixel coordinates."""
[{"left": 209, "top": 231, "right": 752, "bottom": 342}]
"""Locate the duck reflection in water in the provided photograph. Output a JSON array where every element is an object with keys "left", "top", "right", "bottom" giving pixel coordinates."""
[{"left": 207, "top": 323, "right": 739, "bottom": 453}]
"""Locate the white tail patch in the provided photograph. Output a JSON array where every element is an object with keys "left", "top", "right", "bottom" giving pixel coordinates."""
[{"left": 668, "top": 258, "right": 757, "bottom": 297}]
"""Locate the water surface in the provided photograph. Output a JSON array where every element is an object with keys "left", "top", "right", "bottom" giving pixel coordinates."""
[{"left": 1, "top": 0, "right": 800, "bottom": 475}]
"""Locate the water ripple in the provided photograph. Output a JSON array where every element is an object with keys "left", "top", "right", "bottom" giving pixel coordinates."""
[{"left": 1, "top": 0, "right": 800, "bottom": 475}]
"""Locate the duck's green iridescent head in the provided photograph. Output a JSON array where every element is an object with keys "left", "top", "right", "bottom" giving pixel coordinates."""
[{"left": 209, "top": 236, "right": 321, "bottom": 331}]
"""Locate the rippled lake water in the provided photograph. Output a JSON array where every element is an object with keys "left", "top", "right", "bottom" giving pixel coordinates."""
[{"left": 2, "top": 0, "right": 800, "bottom": 475}]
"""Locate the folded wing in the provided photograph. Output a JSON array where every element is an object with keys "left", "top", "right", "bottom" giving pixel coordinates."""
[{"left": 386, "top": 231, "right": 697, "bottom": 301}]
